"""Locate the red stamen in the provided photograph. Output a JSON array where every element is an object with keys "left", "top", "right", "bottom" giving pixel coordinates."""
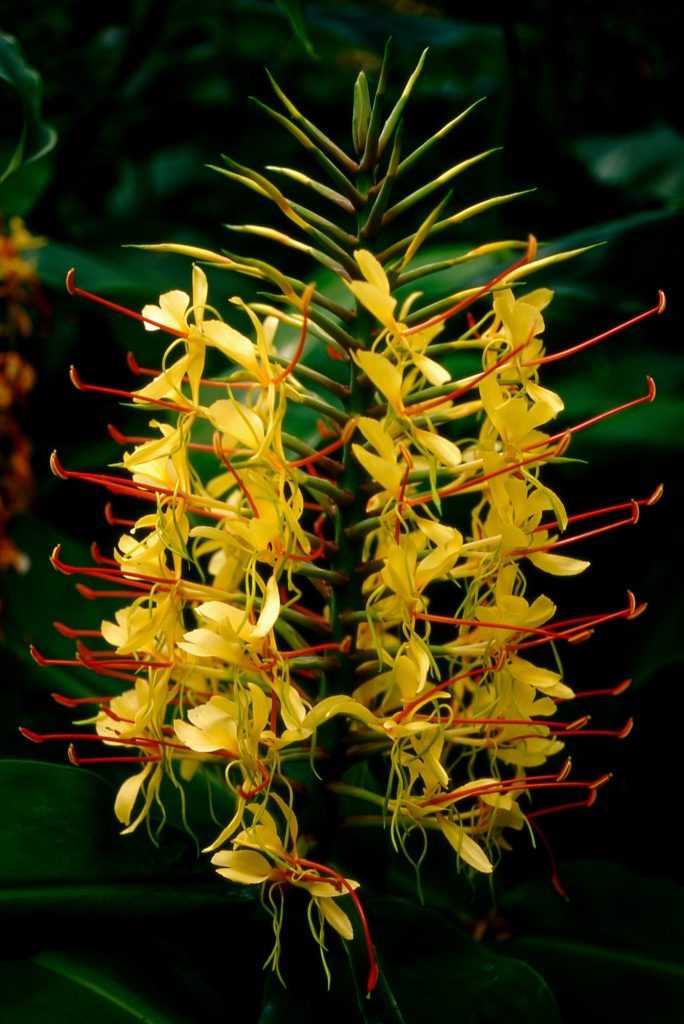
[
  {"left": 528, "top": 789, "right": 598, "bottom": 819},
  {"left": 126, "top": 351, "right": 257, "bottom": 390},
  {"left": 524, "top": 377, "right": 656, "bottom": 452},
  {"left": 556, "top": 718, "right": 633, "bottom": 740},
  {"left": 66, "top": 268, "right": 187, "bottom": 338},
  {"left": 271, "top": 284, "right": 314, "bottom": 385},
  {"left": 466, "top": 312, "right": 480, "bottom": 337},
  {"left": 108, "top": 422, "right": 234, "bottom": 457},
  {"left": 406, "top": 439, "right": 568, "bottom": 507},
  {"left": 53, "top": 621, "right": 102, "bottom": 639},
  {"left": 423, "top": 772, "right": 610, "bottom": 809},
  {"left": 90, "top": 542, "right": 119, "bottom": 566},
  {"left": 533, "top": 485, "right": 663, "bottom": 534},
  {"left": 69, "top": 365, "right": 195, "bottom": 413},
  {"left": 525, "top": 291, "right": 666, "bottom": 367},
  {"left": 212, "top": 432, "right": 260, "bottom": 518},
  {"left": 76, "top": 583, "right": 150, "bottom": 601},
  {"left": 104, "top": 502, "right": 136, "bottom": 527},
  {"left": 396, "top": 661, "right": 503, "bottom": 723},
  {"left": 529, "top": 819, "right": 568, "bottom": 899},
  {"left": 291, "top": 856, "right": 378, "bottom": 994},
  {"left": 52, "top": 453, "right": 229, "bottom": 523},
  {"left": 403, "top": 237, "right": 536, "bottom": 337},
  {"left": 288, "top": 432, "right": 349, "bottom": 469},
  {"left": 30, "top": 645, "right": 139, "bottom": 682},
  {"left": 568, "top": 678, "right": 632, "bottom": 700},
  {"left": 237, "top": 762, "right": 271, "bottom": 799},
  {"left": 20, "top": 726, "right": 187, "bottom": 752},
  {"left": 51, "top": 544, "right": 178, "bottom": 588},
  {"left": 281, "top": 638, "right": 351, "bottom": 660},
  {"left": 403, "top": 340, "right": 528, "bottom": 418},
  {"left": 51, "top": 692, "right": 114, "bottom": 707},
  {"left": 68, "top": 745, "right": 162, "bottom": 767},
  {"left": 516, "top": 501, "right": 639, "bottom": 556},
  {"left": 414, "top": 611, "right": 560, "bottom": 639}
]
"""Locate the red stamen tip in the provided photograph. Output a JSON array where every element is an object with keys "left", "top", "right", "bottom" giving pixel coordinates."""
[
  {"left": 127, "top": 351, "right": 143, "bottom": 375},
  {"left": 67, "top": 743, "right": 80, "bottom": 766},
  {"left": 29, "top": 645, "right": 48, "bottom": 666},
  {"left": 50, "top": 450, "right": 68, "bottom": 480},
  {"left": 50, "top": 544, "right": 70, "bottom": 574},
  {"left": 65, "top": 268, "right": 77, "bottom": 295},
  {"left": 613, "top": 678, "right": 632, "bottom": 696},
  {"left": 590, "top": 773, "right": 613, "bottom": 790},
  {"left": 646, "top": 483, "right": 664, "bottom": 506},
  {"left": 69, "top": 365, "right": 85, "bottom": 390},
  {"left": 657, "top": 289, "right": 667, "bottom": 314},
  {"left": 619, "top": 717, "right": 634, "bottom": 739},
  {"left": 19, "top": 726, "right": 43, "bottom": 743},
  {"left": 646, "top": 375, "right": 656, "bottom": 401},
  {"left": 107, "top": 423, "right": 127, "bottom": 444},
  {"left": 50, "top": 692, "right": 80, "bottom": 707},
  {"left": 558, "top": 758, "right": 573, "bottom": 782}
]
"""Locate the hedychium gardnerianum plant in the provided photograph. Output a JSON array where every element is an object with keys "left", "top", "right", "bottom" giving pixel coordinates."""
[{"left": 23, "top": 44, "right": 665, "bottom": 994}]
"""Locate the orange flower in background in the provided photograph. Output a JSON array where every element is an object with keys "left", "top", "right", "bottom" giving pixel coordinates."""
[{"left": 0, "top": 217, "right": 45, "bottom": 573}]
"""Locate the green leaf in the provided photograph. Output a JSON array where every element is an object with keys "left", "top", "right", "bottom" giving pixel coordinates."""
[
  {"left": 574, "top": 127, "right": 684, "bottom": 206},
  {"left": 368, "top": 897, "right": 561, "bottom": 1024},
  {"left": 0, "top": 759, "right": 184, "bottom": 887},
  {"left": 500, "top": 862, "right": 684, "bottom": 1023},
  {"left": 0, "top": 34, "right": 56, "bottom": 210},
  {"left": 0, "top": 956, "right": 181, "bottom": 1024}
]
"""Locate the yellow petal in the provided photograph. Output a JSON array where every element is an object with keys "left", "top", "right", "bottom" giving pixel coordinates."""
[
  {"left": 528, "top": 551, "right": 590, "bottom": 576},
  {"left": 211, "top": 849, "right": 273, "bottom": 884},
  {"left": 508, "top": 654, "right": 574, "bottom": 699},
  {"left": 353, "top": 350, "right": 403, "bottom": 411},
  {"left": 142, "top": 289, "right": 189, "bottom": 332},
  {"left": 114, "top": 764, "right": 153, "bottom": 825},
  {"left": 354, "top": 249, "right": 390, "bottom": 292},
  {"left": 526, "top": 381, "right": 564, "bottom": 417},
  {"left": 414, "top": 428, "right": 462, "bottom": 468},
  {"left": 413, "top": 353, "right": 450, "bottom": 386},
  {"left": 254, "top": 575, "right": 280, "bottom": 637},
  {"left": 356, "top": 416, "right": 396, "bottom": 462},
  {"left": 352, "top": 444, "right": 403, "bottom": 494},
  {"left": 203, "top": 320, "right": 259, "bottom": 375},
  {"left": 177, "top": 628, "right": 240, "bottom": 661},
  {"left": 318, "top": 897, "right": 354, "bottom": 941},
  {"left": 347, "top": 281, "right": 398, "bottom": 328},
  {"left": 192, "top": 265, "right": 208, "bottom": 323},
  {"left": 208, "top": 400, "right": 265, "bottom": 449},
  {"left": 440, "top": 820, "right": 493, "bottom": 873}
]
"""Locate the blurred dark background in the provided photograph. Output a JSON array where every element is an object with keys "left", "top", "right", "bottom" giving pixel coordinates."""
[{"left": 0, "top": 2, "right": 682, "bottom": 1021}]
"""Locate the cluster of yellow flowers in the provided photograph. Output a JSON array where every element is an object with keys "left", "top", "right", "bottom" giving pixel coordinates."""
[{"left": 26, "top": 49, "right": 662, "bottom": 991}]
